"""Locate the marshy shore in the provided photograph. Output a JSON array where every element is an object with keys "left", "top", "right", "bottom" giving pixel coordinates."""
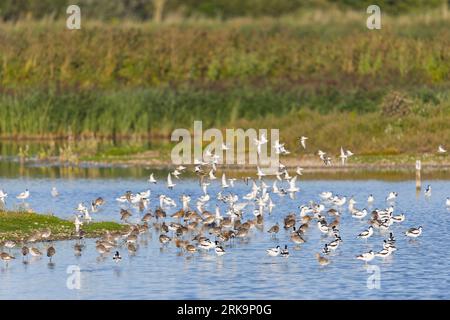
[{"left": 0, "top": 211, "right": 128, "bottom": 242}]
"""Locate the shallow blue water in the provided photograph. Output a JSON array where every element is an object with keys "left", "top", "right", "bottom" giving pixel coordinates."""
[{"left": 0, "top": 175, "right": 449, "bottom": 299}]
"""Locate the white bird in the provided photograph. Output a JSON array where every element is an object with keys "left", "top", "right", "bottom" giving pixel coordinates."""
[
  {"left": 209, "top": 169, "right": 217, "bottom": 180},
  {"left": 367, "top": 194, "right": 374, "bottom": 204},
  {"left": 295, "top": 167, "right": 304, "bottom": 176},
  {"left": 256, "top": 166, "right": 265, "bottom": 180},
  {"left": 167, "top": 173, "right": 176, "bottom": 189},
  {"left": 214, "top": 241, "right": 226, "bottom": 256},
  {"left": 181, "top": 194, "right": 191, "bottom": 211},
  {"left": 74, "top": 215, "right": 83, "bottom": 233},
  {"left": 176, "top": 165, "right": 186, "bottom": 171},
  {"left": 333, "top": 196, "right": 346, "bottom": 207},
  {"left": 148, "top": 173, "right": 157, "bottom": 184},
  {"left": 357, "top": 226, "right": 373, "bottom": 239},
  {"left": 221, "top": 173, "right": 229, "bottom": 188},
  {"left": 352, "top": 209, "right": 368, "bottom": 219},
  {"left": 392, "top": 214, "right": 405, "bottom": 223},
  {"left": 198, "top": 239, "right": 215, "bottom": 251},
  {"left": 375, "top": 247, "right": 395, "bottom": 258},
  {"left": 317, "top": 221, "right": 329, "bottom": 234},
  {"left": 16, "top": 189, "right": 30, "bottom": 200},
  {"left": 424, "top": 185, "right": 431, "bottom": 197},
  {"left": 438, "top": 145, "right": 447, "bottom": 153},
  {"left": 138, "top": 190, "right": 151, "bottom": 199},
  {"left": 280, "top": 245, "right": 289, "bottom": 258},
  {"left": 268, "top": 197, "right": 275, "bottom": 213},
  {"left": 0, "top": 189, "right": 8, "bottom": 203},
  {"left": 405, "top": 226, "right": 423, "bottom": 238},
  {"left": 160, "top": 194, "right": 176, "bottom": 207},
  {"left": 266, "top": 246, "right": 281, "bottom": 257},
  {"left": 51, "top": 187, "right": 59, "bottom": 197},
  {"left": 356, "top": 250, "right": 375, "bottom": 263},
  {"left": 287, "top": 176, "right": 299, "bottom": 194},
  {"left": 328, "top": 237, "right": 341, "bottom": 251},
  {"left": 116, "top": 195, "right": 128, "bottom": 203},
  {"left": 446, "top": 197, "right": 450, "bottom": 207},
  {"left": 273, "top": 140, "right": 285, "bottom": 154},
  {"left": 172, "top": 169, "right": 181, "bottom": 179},
  {"left": 254, "top": 133, "right": 268, "bottom": 154},
  {"left": 386, "top": 192, "right": 398, "bottom": 202},
  {"left": 299, "top": 136, "right": 308, "bottom": 149},
  {"left": 319, "top": 191, "right": 333, "bottom": 200},
  {"left": 339, "top": 147, "right": 348, "bottom": 165}
]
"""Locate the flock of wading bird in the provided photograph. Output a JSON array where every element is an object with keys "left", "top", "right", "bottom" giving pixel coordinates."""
[{"left": 0, "top": 136, "right": 448, "bottom": 268}]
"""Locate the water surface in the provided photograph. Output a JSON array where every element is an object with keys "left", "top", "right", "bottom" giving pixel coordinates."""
[{"left": 1, "top": 169, "right": 449, "bottom": 299}]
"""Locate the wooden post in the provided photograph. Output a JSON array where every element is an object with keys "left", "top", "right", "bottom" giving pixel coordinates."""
[
  {"left": 153, "top": 0, "right": 166, "bottom": 24},
  {"left": 415, "top": 160, "right": 421, "bottom": 190},
  {"left": 443, "top": 1, "right": 448, "bottom": 20}
]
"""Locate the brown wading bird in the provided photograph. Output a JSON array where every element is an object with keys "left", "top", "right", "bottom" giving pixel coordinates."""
[
  {"left": 41, "top": 228, "right": 52, "bottom": 240},
  {"left": 47, "top": 245, "right": 56, "bottom": 263},
  {"left": 74, "top": 243, "right": 83, "bottom": 256},
  {"left": 96, "top": 243, "right": 108, "bottom": 255},
  {"left": 127, "top": 243, "right": 137, "bottom": 254},
  {"left": 22, "top": 246, "right": 29, "bottom": 261},
  {"left": 142, "top": 211, "right": 153, "bottom": 222},
  {"left": 120, "top": 209, "right": 132, "bottom": 222},
  {"left": 185, "top": 244, "right": 197, "bottom": 254},
  {"left": 30, "top": 247, "right": 42, "bottom": 257},
  {"left": 291, "top": 227, "right": 306, "bottom": 244},
  {"left": 315, "top": 253, "right": 330, "bottom": 266},
  {"left": 159, "top": 234, "right": 172, "bottom": 245},
  {"left": 94, "top": 197, "right": 105, "bottom": 207},
  {"left": 267, "top": 223, "right": 279, "bottom": 237},
  {"left": 1, "top": 252, "right": 15, "bottom": 266},
  {"left": 155, "top": 208, "right": 166, "bottom": 220}
]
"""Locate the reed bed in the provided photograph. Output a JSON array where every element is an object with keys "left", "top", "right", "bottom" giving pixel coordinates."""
[{"left": 0, "top": 12, "right": 449, "bottom": 155}]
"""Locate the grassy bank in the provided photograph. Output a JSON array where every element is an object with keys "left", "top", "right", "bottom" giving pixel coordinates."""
[{"left": 0, "top": 211, "right": 127, "bottom": 242}]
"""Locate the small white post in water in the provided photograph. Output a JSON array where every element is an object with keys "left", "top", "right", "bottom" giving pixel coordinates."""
[{"left": 416, "top": 160, "right": 421, "bottom": 190}]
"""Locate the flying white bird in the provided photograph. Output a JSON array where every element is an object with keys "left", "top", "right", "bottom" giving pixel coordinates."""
[
  {"left": 339, "top": 147, "right": 348, "bottom": 165},
  {"left": 438, "top": 145, "right": 447, "bottom": 153},
  {"left": 221, "top": 173, "right": 229, "bottom": 188},
  {"left": 296, "top": 167, "right": 304, "bottom": 176},
  {"left": 209, "top": 169, "right": 217, "bottom": 180},
  {"left": 148, "top": 173, "right": 157, "bottom": 184},
  {"left": 176, "top": 165, "right": 186, "bottom": 171},
  {"left": 254, "top": 133, "right": 268, "bottom": 154},
  {"left": 167, "top": 173, "right": 176, "bottom": 189},
  {"left": 299, "top": 136, "right": 308, "bottom": 149},
  {"left": 287, "top": 176, "right": 299, "bottom": 194},
  {"left": 172, "top": 169, "right": 181, "bottom": 179},
  {"left": 0, "top": 190, "right": 8, "bottom": 203},
  {"left": 256, "top": 166, "right": 265, "bottom": 180}
]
